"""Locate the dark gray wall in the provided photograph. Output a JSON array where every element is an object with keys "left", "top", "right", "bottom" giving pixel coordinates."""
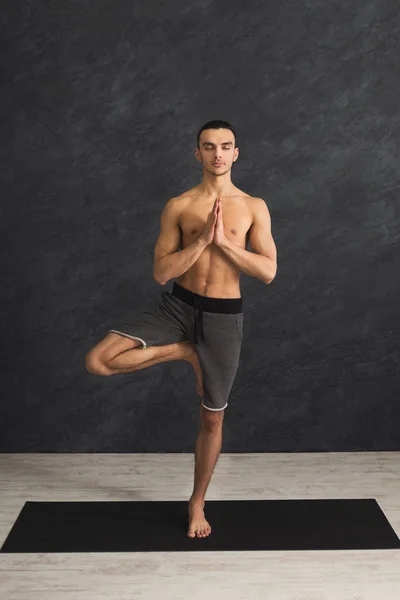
[{"left": 1, "top": 1, "right": 399, "bottom": 452}]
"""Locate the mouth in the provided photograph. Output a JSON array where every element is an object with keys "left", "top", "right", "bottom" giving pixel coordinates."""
[{"left": 213, "top": 163, "right": 224, "bottom": 166}]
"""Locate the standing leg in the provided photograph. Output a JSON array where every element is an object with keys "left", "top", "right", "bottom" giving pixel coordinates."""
[{"left": 187, "top": 405, "right": 224, "bottom": 538}]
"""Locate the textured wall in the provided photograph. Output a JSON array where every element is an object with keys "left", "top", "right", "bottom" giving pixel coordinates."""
[{"left": 1, "top": 1, "right": 399, "bottom": 451}]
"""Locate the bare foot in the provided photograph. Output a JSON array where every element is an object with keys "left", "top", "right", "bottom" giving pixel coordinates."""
[
  {"left": 188, "top": 499, "right": 211, "bottom": 538},
  {"left": 183, "top": 342, "right": 204, "bottom": 398}
]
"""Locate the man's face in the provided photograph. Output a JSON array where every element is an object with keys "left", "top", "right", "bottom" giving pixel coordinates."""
[{"left": 196, "top": 129, "right": 238, "bottom": 174}]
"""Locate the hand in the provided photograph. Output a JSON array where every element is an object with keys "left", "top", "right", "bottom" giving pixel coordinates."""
[
  {"left": 213, "top": 197, "right": 226, "bottom": 247},
  {"left": 199, "top": 198, "right": 219, "bottom": 246}
]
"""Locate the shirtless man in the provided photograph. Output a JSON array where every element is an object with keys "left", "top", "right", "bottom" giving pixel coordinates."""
[{"left": 85, "top": 120, "right": 277, "bottom": 539}]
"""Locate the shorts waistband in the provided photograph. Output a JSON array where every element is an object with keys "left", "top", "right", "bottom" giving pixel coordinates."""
[{"left": 171, "top": 282, "right": 243, "bottom": 314}]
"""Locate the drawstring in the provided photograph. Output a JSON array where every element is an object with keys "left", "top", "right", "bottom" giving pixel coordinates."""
[{"left": 193, "top": 295, "right": 205, "bottom": 344}]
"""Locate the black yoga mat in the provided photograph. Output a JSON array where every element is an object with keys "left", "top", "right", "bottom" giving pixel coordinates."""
[{"left": 1, "top": 498, "right": 399, "bottom": 553}]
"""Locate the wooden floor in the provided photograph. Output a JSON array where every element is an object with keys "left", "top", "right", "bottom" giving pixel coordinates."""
[{"left": 1, "top": 452, "right": 399, "bottom": 599}]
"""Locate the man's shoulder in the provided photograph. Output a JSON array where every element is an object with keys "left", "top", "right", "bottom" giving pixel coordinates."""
[{"left": 174, "top": 186, "right": 201, "bottom": 202}]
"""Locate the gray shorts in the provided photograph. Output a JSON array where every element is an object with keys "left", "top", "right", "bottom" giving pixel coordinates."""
[{"left": 109, "top": 282, "right": 243, "bottom": 411}]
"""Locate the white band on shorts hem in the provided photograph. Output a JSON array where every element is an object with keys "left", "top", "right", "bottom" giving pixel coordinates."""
[
  {"left": 109, "top": 330, "right": 147, "bottom": 348},
  {"left": 201, "top": 402, "right": 228, "bottom": 411}
]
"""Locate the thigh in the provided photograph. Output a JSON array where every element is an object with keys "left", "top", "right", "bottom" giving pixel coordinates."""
[
  {"left": 195, "top": 312, "right": 243, "bottom": 411},
  {"left": 107, "top": 291, "right": 192, "bottom": 350}
]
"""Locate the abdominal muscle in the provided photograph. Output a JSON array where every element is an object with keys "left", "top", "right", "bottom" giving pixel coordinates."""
[{"left": 175, "top": 244, "right": 241, "bottom": 299}]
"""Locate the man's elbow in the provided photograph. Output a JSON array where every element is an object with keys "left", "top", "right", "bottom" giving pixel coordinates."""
[
  {"left": 265, "top": 264, "right": 277, "bottom": 284},
  {"left": 154, "top": 273, "right": 166, "bottom": 286},
  {"left": 153, "top": 262, "right": 165, "bottom": 285},
  {"left": 153, "top": 269, "right": 168, "bottom": 286}
]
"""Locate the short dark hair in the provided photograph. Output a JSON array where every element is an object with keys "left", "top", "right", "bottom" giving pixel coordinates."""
[{"left": 196, "top": 120, "right": 237, "bottom": 149}]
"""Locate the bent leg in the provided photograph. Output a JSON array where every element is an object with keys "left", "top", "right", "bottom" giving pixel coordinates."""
[
  {"left": 108, "top": 340, "right": 194, "bottom": 373},
  {"left": 87, "top": 289, "right": 198, "bottom": 375},
  {"left": 86, "top": 332, "right": 196, "bottom": 375}
]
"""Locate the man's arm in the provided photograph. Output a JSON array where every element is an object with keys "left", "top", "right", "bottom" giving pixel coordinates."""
[
  {"left": 217, "top": 198, "right": 277, "bottom": 284},
  {"left": 153, "top": 198, "right": 208, "bottom": 285}
]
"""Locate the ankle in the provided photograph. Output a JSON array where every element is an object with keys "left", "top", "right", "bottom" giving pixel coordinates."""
[{"left": 189, "top": 495, "right": 205, "bottom": 507}]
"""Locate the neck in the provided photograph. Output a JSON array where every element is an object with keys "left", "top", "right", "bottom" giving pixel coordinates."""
[
  {"left": 197, "top": 182, "right": 236, "bottom": 198},
  {"left": 196, "top": 165, "right": 237, "bottom": 198}
]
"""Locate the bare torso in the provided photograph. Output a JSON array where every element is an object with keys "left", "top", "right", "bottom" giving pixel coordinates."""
[{"left": 175, "top": 184, "right": 254, "bottom": 298}]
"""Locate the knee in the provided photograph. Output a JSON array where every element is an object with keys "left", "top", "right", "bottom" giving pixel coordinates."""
[
  {"left": 85, "top": 352, "right": 114, "bottom": 376},
  {"left": 200, "top": 406, "right": 225, "bottom": 429}
]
